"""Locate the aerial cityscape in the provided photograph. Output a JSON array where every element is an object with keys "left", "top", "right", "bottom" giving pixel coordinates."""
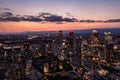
[{"left": 0, "top": 0, "right": 120, "bottom": 80}]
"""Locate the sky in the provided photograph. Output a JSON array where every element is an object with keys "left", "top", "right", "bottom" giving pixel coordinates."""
[{"left": 0, "top": 0, "right": 120, "bottom": 32}]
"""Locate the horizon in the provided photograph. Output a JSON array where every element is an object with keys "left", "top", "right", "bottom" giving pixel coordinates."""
[
  {"left": 0, "top": 0, "right": 120, "bottom": 32},
  {"left": 0, "top": 27, "right": 120, "bottom": 34}
]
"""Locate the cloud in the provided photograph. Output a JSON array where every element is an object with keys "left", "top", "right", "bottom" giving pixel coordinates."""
[
  {"left": 43, "top": 15, "right": 76, "bottom": 22},
  {"left": 63, "top": 18, "right": 77, "bottom": 22},
  {"left": 79, "top": 20, "right": 104, "bottom": 23},
  {"left": 80, "top": 20, "right": 96, "bottom": 23},
  {"left": 43, "top": 15, "right": 63, "bottom": 22},
  {"left": 0, "top": 8, "right": 11, "bottom": 11},
  {"left": 66, "top": 13, "right": 74, "bottom": 18},
  {"left": 0, "top": 12, "right": 13, "bottom": 17},
  {"left": 0, "top": 12, "right": 19, "bottom": 22},
  {"left": 0, "top": 17, "right": 21, "bottom": 22},
  {"left": 79, "top": 19, "right": 120, "bottom": 23},
  {"left": 39, "top": 12, "right": 76, "bottom": 22},
  {"left": 22, "top": 15, "right": 43, "bottom": 22},
  {"left": 104, "top": 19, "right": 120, "bottom": 22},
  {"left": 0, "top": 11, "right": 120, "bottom": 23},
  {"left": 38, "top": 12, "right": 52, "bottom": 17},
  {"left": 0, "top": 12, "right": 43, "bottom": 22},
  {"left": 0, "top": 12, "right": 76, "bottom": 22}
]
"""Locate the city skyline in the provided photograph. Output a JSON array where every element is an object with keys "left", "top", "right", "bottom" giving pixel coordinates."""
[{"left": 0, "top": 0, "right": 120, "bottom": 32}]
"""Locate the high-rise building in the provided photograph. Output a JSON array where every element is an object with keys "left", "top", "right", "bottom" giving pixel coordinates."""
[
  {"left": 56, "top": 31, "right": 64, "bottom": 45},
  {"left": 91, "top": 29, "right": 99, "bottom": 45},
  {"left": 67, "top": 31, "right": 76, "bottom": 51},
  {"left": 0, "top": 43, "right": 4, "bottom": 60},
  {"left": 23, "top": 41, "right": 30, "bottom": 55}
]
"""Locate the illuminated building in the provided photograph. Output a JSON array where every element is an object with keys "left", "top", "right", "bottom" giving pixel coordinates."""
[
  {"left": 3, "top": 46, "right": 12, "bottom": 60},
  {"left": 104, "top": 32, "right": 113, "bottom": 45},
  {"left": 104, "top": 32, "right": 114, "bottom": 62},
  {"left": 32, "top": 54, "right": 73, "bottom": 77},
  {"left": 91, "top": 29, "right": 99, "bottom": 45}
]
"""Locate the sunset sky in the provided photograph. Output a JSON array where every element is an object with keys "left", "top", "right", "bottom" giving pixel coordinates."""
[{"left": 0, "top": 0, "right": 120, "bottom": 32}]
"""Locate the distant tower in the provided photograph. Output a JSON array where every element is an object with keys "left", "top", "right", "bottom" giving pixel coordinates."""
[
  {"left": 68, "top": 31, "right": 76, "bottom": 50},
  {"left": 0, "top": 43, "right": 4, "bottom": 60},
  {"left": 23, "top": 41, "right": 30, "bottom": 55},
  {"left": 91, "top": 29, "right": 100, "bottom": 59},
  {"left": 57, "top": 31, "right": 63, "bottom": 45},
  {"left": 91, "top": 29, "right": 99, "bottom": 45},
  {"left": 58, "top": 31, "right": 63, "bottom": 36}
]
